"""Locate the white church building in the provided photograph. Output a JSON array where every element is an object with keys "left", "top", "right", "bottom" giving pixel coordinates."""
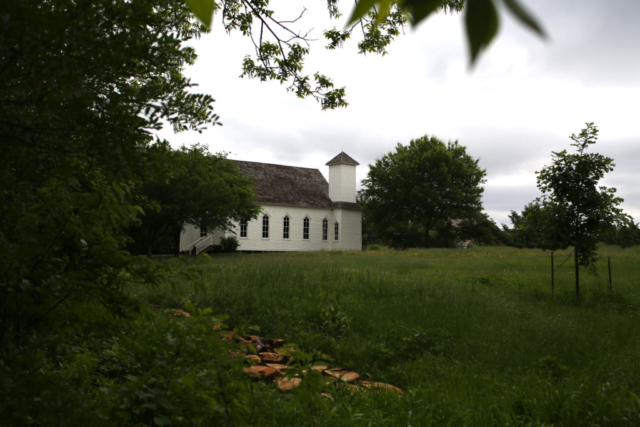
[{"left": 179, "top": 152, "right": 363, "bottom": 253}]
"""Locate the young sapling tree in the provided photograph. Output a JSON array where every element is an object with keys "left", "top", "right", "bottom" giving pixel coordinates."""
[{"left": 525, "top": 123, "right": 628, "bottom": 298}]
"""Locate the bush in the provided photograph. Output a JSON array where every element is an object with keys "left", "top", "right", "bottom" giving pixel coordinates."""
[
  {"left": 366, "top": 244, "right": 382, "bottom": 251},
  {"left": 0, "top": 303, "right": 253, "bottom": 426},
  {"left": 220, "top": 236, "right": 240, "bottom": 253}
]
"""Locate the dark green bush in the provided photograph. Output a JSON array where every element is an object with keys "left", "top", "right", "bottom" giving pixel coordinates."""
[
  {"left": 0, "top": 303, "right": 255, "bottom": 426},
  {"left": 220, "top": 236, "right": 240, "bottom": 253}
]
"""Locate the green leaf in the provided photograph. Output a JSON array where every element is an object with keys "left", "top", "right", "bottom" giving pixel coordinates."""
[
  {"left": 184, "top": 300, "right": 196, "bottom": 313},
  {"left": 247, "top": 343, "right": 257, "bottom": 354},
  {"left": 154, "top": 415, "right": 172, "bottom": 426},
  {"left": 375, "top": 0, "right": 394, "bottom": 26},
  {"left": 346, "top": 0, "right": 378, "bottom": 26},
  {"left": 185, "top": 0, "right": 214, "bottom": 28},
  {"left": 502, "top": 0, "right": 547, "bottom": 38},
  {"left": 401, "top": 0, "right": 447, "bottom": 26},
  {"left": 465, "top": 0, "right": 499, "bottom": 66}
]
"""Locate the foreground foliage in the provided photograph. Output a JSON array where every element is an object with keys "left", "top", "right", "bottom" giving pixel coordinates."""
[
  {"left": 0, "top": 2, "right": 227, "bottom": 422},
  {"left": 4, "top": 246, "right": 639, "bottom": 424},
  {"left": 185, "top": 0, "right": 545, "bottom": 91},
  {"left": 0, "top": 0, "right": 217, "bottom": 344},
  {"left": 132, "top": 246, "right": 639, "bottom": 425}
]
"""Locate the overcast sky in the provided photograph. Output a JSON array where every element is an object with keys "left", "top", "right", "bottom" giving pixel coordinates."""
[{"left": 158, "top": 0, "right": 640, "bottom": 227}]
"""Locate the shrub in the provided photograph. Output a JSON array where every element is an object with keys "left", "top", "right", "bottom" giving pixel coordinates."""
[
  {"left": 220, "top": 236, "right": 240, "bottom": 253},
  {"left": 319, "top": 305, "right": 351, "bottom": 339},
  {"left": 366, "top": 244, "right": 382, "bottom": 251}
]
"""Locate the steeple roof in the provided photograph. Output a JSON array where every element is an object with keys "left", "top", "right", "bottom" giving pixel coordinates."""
[{"left": 326, "top": 151, "right": 360, "bottom": 166}]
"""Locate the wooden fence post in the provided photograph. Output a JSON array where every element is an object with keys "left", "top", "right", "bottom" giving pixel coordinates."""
[
  {"left": 575, "top": 248, "right": 580, "bottom": 299},
  {"left": 608, "top": 256, "right": 612, "bottom": 291},
  {"left": 551, "top": 251, "right": 554, "bottom": 294}
]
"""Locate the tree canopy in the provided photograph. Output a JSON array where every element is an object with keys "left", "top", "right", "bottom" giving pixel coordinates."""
[
  {"left": 0, "top": 1, "right": 264, "bottom": 420},
  {"left": 129, "top": 144, "right": 260, "bottom": 256},
  {"left": 0, "top": 0, "right": 221, "bottom": 345},
  {"left": 360, "top": 135, "right": 486, "bottom": 248},
  {"left": 501, "top": 202, "right": 546, "bottom": 248}
]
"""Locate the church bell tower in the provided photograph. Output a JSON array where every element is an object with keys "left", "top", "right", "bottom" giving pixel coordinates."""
[{"left": 326, "top": 152, "right": 359, "bottom": 203}]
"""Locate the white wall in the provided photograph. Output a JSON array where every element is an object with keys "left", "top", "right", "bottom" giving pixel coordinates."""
[
  {"left": 179, "top": 224, "right": 224, "bottom": 252},
  {"left": 332, "top": 208, "right": 362, "bottom": 251},
  {"left": 221, "top": 204, "right": 361, "bottom": 252},
  {"left": 179, "top": 225, "right": 200, "bottom": 252},
  {"left": 328, "top": 164, "right": 357, "bottom": 203},
  {"left": 180, "top": 206, "right": 362, "bottom": 252}
]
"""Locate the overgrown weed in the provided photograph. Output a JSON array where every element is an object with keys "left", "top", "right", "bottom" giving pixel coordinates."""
[{"left": 121, "top": 245, "right": 640, "bottom": 424}]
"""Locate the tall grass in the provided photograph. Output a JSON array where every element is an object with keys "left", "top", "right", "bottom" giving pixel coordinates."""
[{"left": 134, "top": 246, "right": 640, "bottom": 425}]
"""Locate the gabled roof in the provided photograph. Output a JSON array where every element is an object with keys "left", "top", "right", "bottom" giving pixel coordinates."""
[
  {"left": 326, "top": 151, "right": 360, "bottom": 166},
  {"left": 230, "top": 160, "right": 334, "bottom": 208}
]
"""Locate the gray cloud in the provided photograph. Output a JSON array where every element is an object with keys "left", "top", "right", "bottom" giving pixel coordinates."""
[
  {"left": 526, "top": 0, "right": 640, "bottom": 84},
  {"left": 482, "top": 184, "right": 541, "bottom": 226},
  {"left": 455, "top": 127, "right": 563, "bottom": 177}
]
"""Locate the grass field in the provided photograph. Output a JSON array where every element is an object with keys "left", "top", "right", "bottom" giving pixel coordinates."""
[{"left": 136, "top": 246, "right": 640, "bottom": 425}]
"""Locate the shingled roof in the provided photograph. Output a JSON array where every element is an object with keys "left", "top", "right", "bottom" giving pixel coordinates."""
[
  {"left": 326, "top": 151, "right": 359, "bottom": 166},
  {"left": 230, "top": 159, "right": 361, "bottom": 210},
  {"left": 230, "top": 160, "right": 334, "bottom": 208}
]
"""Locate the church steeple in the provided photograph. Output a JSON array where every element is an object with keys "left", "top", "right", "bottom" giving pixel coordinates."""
[{"left": 327, "top": 151, "right": 359, "bottom": 203}]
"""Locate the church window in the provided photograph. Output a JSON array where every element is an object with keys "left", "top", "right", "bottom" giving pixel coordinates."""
[
  {"left": 240, "top": 219, "right": 247, "bottom": 238},
  {"left": 200, "top": 223, "right": 207, "bottom": 238},
  {"left": 322, "top": 218, "right": 328, "bottom": 241},
  {"left": 283, "top": 216, "right": 290, "bottom": 239},
  {"left": 262, "top": 215, "right": 269, "bottom": 238},
  {"left": 303, "top": 217, "right": 310, "bottom": 240},
  {"left": 334, "top": 222, "right": 339, "bottom": 241}
]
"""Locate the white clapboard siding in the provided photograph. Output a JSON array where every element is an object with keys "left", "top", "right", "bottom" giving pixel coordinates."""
[{"left": 228, "top": 205, "right": 361, "bottom": 251}]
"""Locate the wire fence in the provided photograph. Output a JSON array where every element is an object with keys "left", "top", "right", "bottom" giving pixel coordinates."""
[{"left": 549, "top": 250, "right": 613, "bottom": 294}]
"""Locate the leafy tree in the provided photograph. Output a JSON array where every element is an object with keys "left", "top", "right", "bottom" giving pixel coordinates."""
[
  {"left": 456, "top": 213, "right": 511, "bottom": 246},
  {"left": 524, "top": 123, "right": 628, "bottom": 297},
  {"left": 0, "top": 0, "right": 218, "bottom": 347},
  {"left": 0, "top": 1, "right": 261, "bottom": 420},
  {"left": 601, "top": 222, "right": 640, "bottom": 248},
  {"left": 360, "top": 135, "right": 486, "bottom": 248},
  {"left": 612, "top": 222, "right": 640, "bottom": 248},
  {"left": 129, "top": 144, "right": 260, "bottom": 256},
  {"left": 501, "top": 202, "right": 545, "bottom": 248}
]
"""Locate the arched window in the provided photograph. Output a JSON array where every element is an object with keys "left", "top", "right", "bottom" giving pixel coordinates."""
[
  {"left": 283, "top": 215, "right": 290, "bottom": 239},
  {"left": 334, "top": 222, "right": 339, "bottom": 241},
  {"left": 240, "top": 219, "right": 248, "bottom": 238},
  {"left": 303, "top": 217, "right": 310, "bottom": 240},
  {"left": 262, "top": 215, "right": 269, "bottom": 238},
  {"left": 322, "top": 218, "right": 328, "bottom": 241}
]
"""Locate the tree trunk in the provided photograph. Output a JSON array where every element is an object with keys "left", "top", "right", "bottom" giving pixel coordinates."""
[
  {"left": 424, "top": 226, "right": 430, "bottom": 248},
  {"left": 175, "top": 228, "right": 181, "bottom": 256},
  {"left": 574, "top": 246, "right": 580, "bottom": 299},
  {"left": 147, "top": 245, "right": 153, "bottom": 258}
]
